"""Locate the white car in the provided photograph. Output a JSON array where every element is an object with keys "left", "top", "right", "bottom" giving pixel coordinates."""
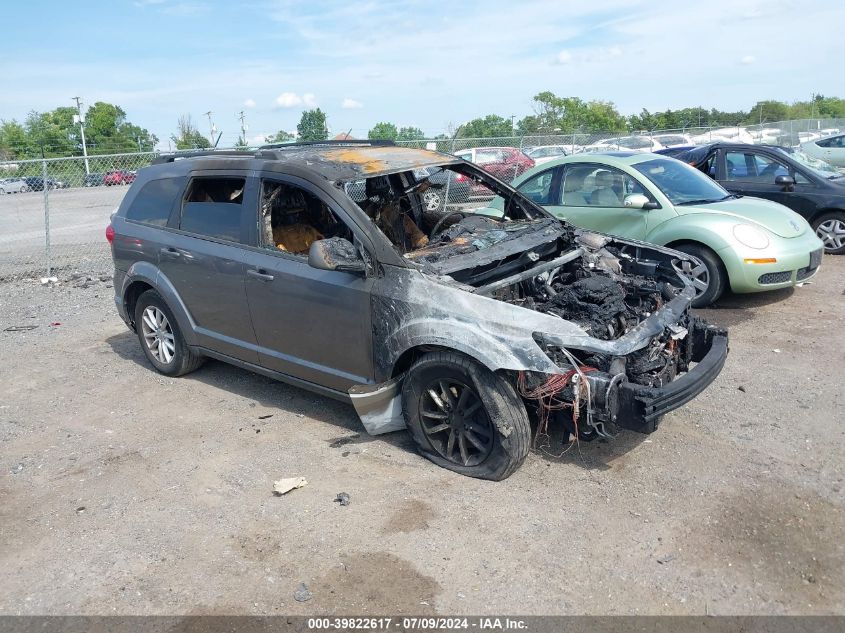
[
  {"left": 600, "top": 135, "right": 664, "bottom": 152},
  {"left": 0, "top": 178, "right": 30, "bottom": 194},
  {"left": 523, "top": 145, "right": 568, "bottom": 165},
  {"left": 801, "top": 133, "right": 845, "bottom": 167},
  {"left": 652, "top": 133, "right": 693, "bottom": 148}
]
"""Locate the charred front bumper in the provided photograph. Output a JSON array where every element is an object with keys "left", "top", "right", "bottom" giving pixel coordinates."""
[{"left": 615, "top": 321, "right": 728, "bottom": 433}]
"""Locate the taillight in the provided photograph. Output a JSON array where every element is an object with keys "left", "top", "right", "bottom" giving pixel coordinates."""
[
  {"left": 455, "top": 174, "right": 466, "bottom": 182},
  {"left": 105, "top": 224, "right": 115, "bottom": 244}
]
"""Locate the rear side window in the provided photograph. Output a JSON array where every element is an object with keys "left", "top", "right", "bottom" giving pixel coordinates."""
[
  {"left": 179, "top": 177, "right": 246, "bottom": 242},
  {"left": 125, "top": 178, "right": 182, "bottom": 226}
]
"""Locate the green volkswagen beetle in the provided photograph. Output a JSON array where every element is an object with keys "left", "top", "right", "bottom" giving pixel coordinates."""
[{"left": 505, "top": 152, "right": 824, "bottom": 306}]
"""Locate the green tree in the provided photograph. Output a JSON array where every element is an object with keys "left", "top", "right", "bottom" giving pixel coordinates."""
[
  {"left": 397, "top": 126, "right": 426, "bottom": 141},
  {"left": 0, "top": 119, "right": 29, "bottom": 159},
  {"left": 461, "top": 115, "right": 513, "bottom": 138},
  {"left": 368, "top": 121, "right": 398, "bottom": 141},
  {"left": 297, "top": 108, "right": 329, "bottom": 141},
  {"left": 519, "top": 92, "right": 626, "bottom": 134},
  {"left": 171, "top": 115, "right": 211, "bottom": 150},
  {"left": 84, "top": 102, "right": 157, "bottom": 153},
  {"left": 267, "top": 129, "right": 294, "bottom": 144},
  {"left": 24, "top": 108, "right": 78, "bottom": 157},
  {"left": 744, "top": 100, "right": 789, "bottom": 125}
]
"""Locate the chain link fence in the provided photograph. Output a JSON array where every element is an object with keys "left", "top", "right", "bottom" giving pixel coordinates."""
[{"left": 1, "top": 118, "right": 843, "bottom": 282}]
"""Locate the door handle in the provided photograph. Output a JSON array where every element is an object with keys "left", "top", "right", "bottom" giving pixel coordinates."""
[
  {"left": 160, "top": 247, "right": 181, "bottom": 258},
  {"left": 247, "top": 269, "right": 275, "bottom": 281}
]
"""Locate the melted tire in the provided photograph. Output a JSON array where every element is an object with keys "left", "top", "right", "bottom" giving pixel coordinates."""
[{"left": 402, "top": 351, "right": 530, "bottom": 480}]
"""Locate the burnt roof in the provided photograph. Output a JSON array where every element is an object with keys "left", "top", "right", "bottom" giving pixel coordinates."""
[{"left": 153, "top": 141, "right": 460, "bottom": 182}]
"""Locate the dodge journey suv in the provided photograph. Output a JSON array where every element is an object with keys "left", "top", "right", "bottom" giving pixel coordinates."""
[{"left": 108, "top": 141, "right": 728, "bottom": 480}]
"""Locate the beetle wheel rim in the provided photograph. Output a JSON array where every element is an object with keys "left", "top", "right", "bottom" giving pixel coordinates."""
[
  {"left": 141, "top": 306, "right": 176, "bottom": 364},
  {"left": 422, "top": 190, "right": 442, "bottom": 211},
  {"left": 671, "top": 258, "right": 710, "bottom": 295},
  {"left": 419, "top": 378, "right": 494, "bottom": 467},
  {"left": 816, "top": 218, "right": 845, "bottom": 250}
]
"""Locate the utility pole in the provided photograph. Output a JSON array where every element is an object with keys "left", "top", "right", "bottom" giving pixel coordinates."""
[
  {"left": 511, "top": 114, "right": 516, "bottom": 136},
  {"left": 204, "top": 111, "right": 216, "bottom": 147},
  {"left": 238, "top": 111, "right": 247, "bottom": 146},
  {"left": 72, "top": 96, "right": 90, "bottom": 175}
]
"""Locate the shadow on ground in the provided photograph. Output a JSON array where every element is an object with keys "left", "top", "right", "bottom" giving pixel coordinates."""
[
  {"left": 693, "top": 286, "right": 795, "bottom": 328},
  {"left": 104, "top": 331, "right": 417, "bottom": 456}
]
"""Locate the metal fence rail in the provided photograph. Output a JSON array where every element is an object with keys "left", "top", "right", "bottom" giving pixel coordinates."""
[{"left": 1, "top": 118, "right": 842, "bottom": 282}]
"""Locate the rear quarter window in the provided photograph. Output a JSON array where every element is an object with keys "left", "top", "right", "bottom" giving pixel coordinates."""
[{"left": 125, "top": 177, "right": 183, "bottom": 226}]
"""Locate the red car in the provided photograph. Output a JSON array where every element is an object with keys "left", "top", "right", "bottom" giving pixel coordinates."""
[
  {"left": 453, "top": 147, "right": 535, "bottom": 198},
  {"left": 104, "top": 169, "right": 137, "bottom": 186}
]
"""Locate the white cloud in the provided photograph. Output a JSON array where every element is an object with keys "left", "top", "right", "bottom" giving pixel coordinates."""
[
  {"left": 342, "top": 98, "right": 363, "bottom": 109},
  {"left": 275, "top": 92, "right": 303, "bottom": 108},
  {"left": 303, "top": 92, "right": 317, "bottom": 107},
  {"left": 554, "top": 51, "right": 572, "bottom": 65},
  {"left": 243, "top": 98, "right": 256, "bottom": 108},
  {"left": 741, "top": 55, "right": 756, "bottom": 65}
]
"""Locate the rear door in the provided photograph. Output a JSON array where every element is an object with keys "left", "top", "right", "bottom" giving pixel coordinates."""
[
  {"left": 241, "top": 173, "right": 375, "bottom": 391},
  {"left": 158, "top": 171, "right": 259, "bottom": 363}
]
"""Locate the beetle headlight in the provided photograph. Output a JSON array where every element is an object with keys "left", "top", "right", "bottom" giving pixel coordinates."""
[{"left": 733, "top": 224, "right": 770, "bottom": 249}]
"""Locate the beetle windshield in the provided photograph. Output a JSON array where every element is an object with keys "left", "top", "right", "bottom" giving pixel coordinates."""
[{"left": 632, "top": 157, "right": 732, "bottom": 205}]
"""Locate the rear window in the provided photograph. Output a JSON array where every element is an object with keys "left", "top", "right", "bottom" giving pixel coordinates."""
[
  {"left": 179, "top": 177, "right": 246, "bottom": 242},
  {"left": 125, "top": 178, "right": 183, "bottom": 226}
]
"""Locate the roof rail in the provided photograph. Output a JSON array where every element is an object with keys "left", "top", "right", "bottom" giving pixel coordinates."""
[
  {"left": 152, "top": 150, "right": 252, "bottom": 164},
  {"left": 257, "top": 139, "right": 396, "bottom": 151}
]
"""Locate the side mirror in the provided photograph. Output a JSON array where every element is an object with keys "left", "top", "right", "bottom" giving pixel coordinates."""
[
  {"left": 775, "top": 175, "right": 795, "bottom": 191},
  {"left": 308, "top": 237, "right": 366, "bottom": 274},
  {"left": 623, "top": 193, "right": 657, "bottom": 210}
]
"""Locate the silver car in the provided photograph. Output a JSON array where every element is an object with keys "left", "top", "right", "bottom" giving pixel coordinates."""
[
  {"left": 801, "top": 133, "right": 845, "bottom": 168},
  {"left": 0, "top": 177, "right": 30, "bottom": 194}
]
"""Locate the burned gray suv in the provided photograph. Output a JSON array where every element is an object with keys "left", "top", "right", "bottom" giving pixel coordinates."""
[{"left": 108, "top": 141, "right": 727, "bottom": 480}]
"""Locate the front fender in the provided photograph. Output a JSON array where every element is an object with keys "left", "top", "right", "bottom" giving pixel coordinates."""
[
  {"left": 383, "top": 317, "right": 558, "bottom": 378},
  {"left": 121, "top": 261, "right": 198, "bottom": 347},
  {"left": 646, "top": 215, "right": 734, "bottom": 253}
]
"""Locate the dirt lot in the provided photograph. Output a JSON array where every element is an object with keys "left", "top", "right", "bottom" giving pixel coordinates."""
[{"left": 0, "top": 257, "right": 843, "bottom": 616}]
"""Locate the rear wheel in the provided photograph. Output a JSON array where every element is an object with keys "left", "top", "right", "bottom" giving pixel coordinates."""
[
  {"left": 402, "top": 351, "right": 530, "bottom": 480},
  {"left": 134, "top": 290, "right": 203, "bottom": 377},
  {"left": 812, "top": 211, "right": 845, "bottom": 254},
  {"left": 671, "top": 243, "right": 726, "bottom": 307}
]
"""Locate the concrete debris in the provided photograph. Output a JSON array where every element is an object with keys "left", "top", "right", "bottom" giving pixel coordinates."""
[
  {"left": 293, "top": 582, "right": 313, "bottom": 602},
  {"left": 273, "top": 477, "right": 307, "bottom": 496}
]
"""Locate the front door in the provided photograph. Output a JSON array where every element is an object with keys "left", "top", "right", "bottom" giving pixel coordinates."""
[
  {"left": 544, "top": 163, "right": 651, "bottom": 240},
  {"left": 242, "top": 174, "right": 375, "bottom": 392},
  {"left": 719, "top": 149, "right": 818, "bottom": 218}
]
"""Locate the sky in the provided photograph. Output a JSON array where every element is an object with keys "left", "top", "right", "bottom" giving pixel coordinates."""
[{"left": 1, "top": 0, "right": 844, "bottom": 149}]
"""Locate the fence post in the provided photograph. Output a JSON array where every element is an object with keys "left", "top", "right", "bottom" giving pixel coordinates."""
[
  {"left": 442, "top": 136, "right": 455, "bottom": 209},
  {"left": 42, "top": 159, "right": 52, "bottom": 278}
]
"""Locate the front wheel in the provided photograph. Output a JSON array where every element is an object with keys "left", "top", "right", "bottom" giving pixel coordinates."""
[
  {"left": 134, "top": 290, "right": 203, "bottom": 377},
  {"left": 671, "top": 244, "right": 726, "bottom": 307},
  {"left": 812, "top": 212, "right": 845, "bottom": 254},
  {"left": 402, "top": 351, "right": 530, "bottom": 480}
]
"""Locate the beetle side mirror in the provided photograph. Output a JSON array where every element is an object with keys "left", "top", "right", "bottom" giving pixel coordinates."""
[
  {"left": 775, "top": 175, "right": 795, "bottom": 191},
  {"left": 308, "top": 237, "right": 366, "bottom": 274},
  {"left": 623, "top": 193, "right": 658, "bottom": 210}
]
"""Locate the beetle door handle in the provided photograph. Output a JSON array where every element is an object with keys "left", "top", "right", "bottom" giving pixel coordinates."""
[
  {"left": 160, "top": 247, "right": 181, "bottom": 258},
  {"left": 247, "top": 269, "right": 274, "bottom": 281}
]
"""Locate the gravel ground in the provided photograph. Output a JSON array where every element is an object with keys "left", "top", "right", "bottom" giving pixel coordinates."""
[{"left": 0, "top": 258, "right": 843, "bottom": 615}]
